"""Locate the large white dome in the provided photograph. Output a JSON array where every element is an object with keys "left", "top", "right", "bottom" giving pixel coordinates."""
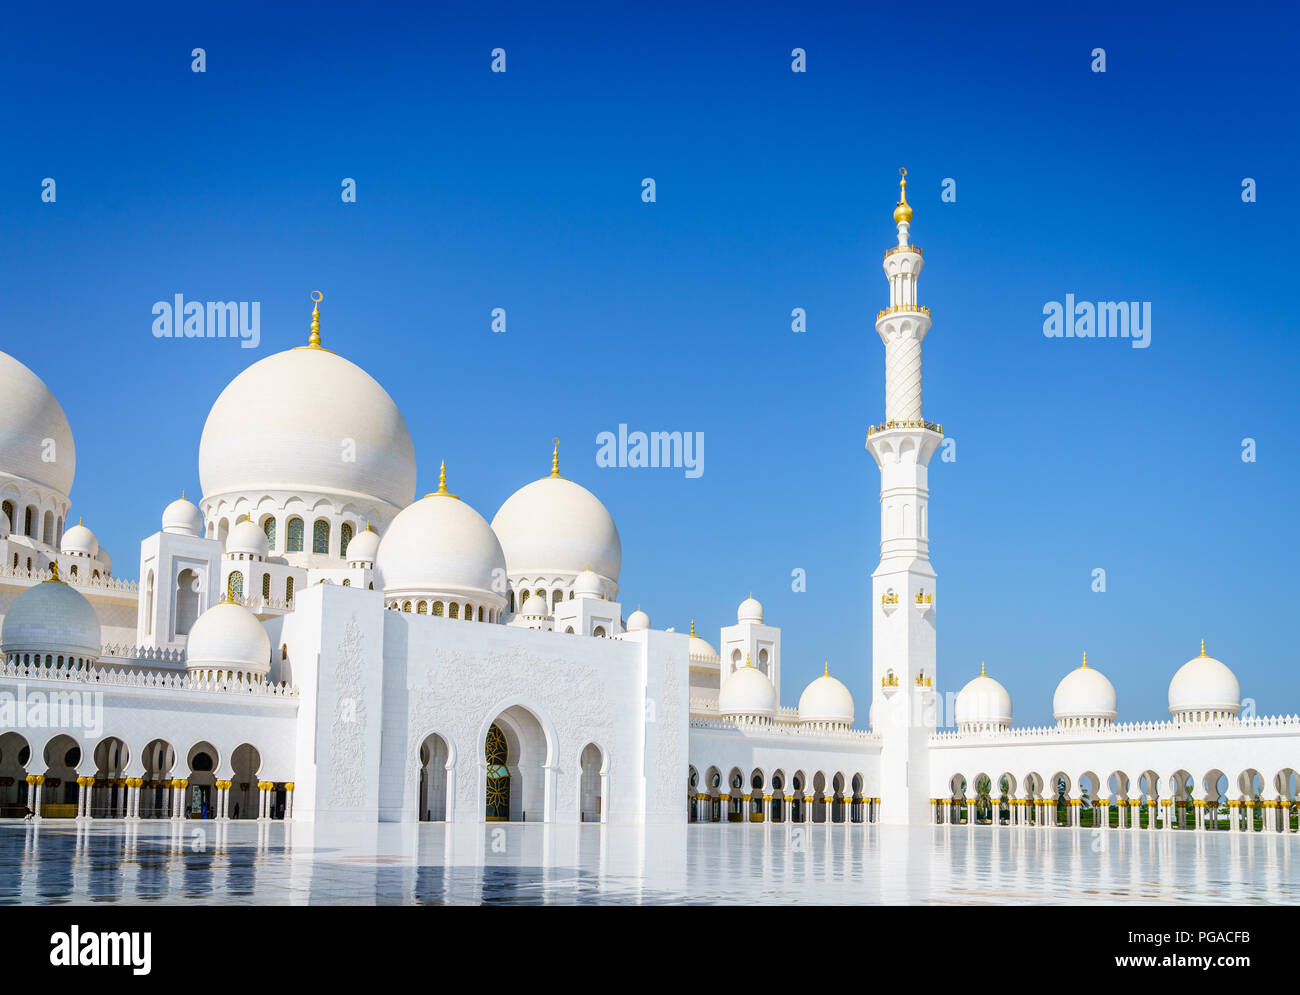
[
  {"left": 199, "top": 334, "right": 416, "bottom": 510},
  {"left": 954, "top": 664, "right": 1013, "bottom": 731},
  {"left": 376, "top": 467, "right": 507, "bottom": 603},
  {"left": 185, "top": 601, "right": 271, "bottom": 679},
  {"left": 1, "top": 575, "right": 100, "bottom": 662},
  {"left": 799, "top": 666, "right": 854, "bottom": 726},
  {"left": 719, "top": 661, "right": 778, "bottom": 719},
  {"left": 491, "top": 459, "right": 621, "bottom": 582},
  {"left": 0, "top": 350, "right": 75, "bottom": 496},
  {"left": 1169, "top": 642, "right": 1240, "bottom": 720},
  {"left": 1053, "top": 654, "right": 1117, "bottom": 726}
]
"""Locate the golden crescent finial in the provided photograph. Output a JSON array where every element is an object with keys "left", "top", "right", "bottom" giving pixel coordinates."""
[
  {"left": 308, "top": 291, "right": 323, "bottom": 348},
  {"left": 1081, "top": 651, "right": 1088, "bottom": 669},
  {"left": 979, "top": 660, "right": 986, "bottom": 677},
  {"left": 551, "top": 438, "right": 560, "bottom": 477},
  {"left": 894, "top": 167, "right": 913, "bottom": 224}
]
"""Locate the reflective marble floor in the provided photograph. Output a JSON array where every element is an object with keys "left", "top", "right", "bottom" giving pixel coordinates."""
[{"left": 1, "top": 820, "right": 1295, "bottom": 904}]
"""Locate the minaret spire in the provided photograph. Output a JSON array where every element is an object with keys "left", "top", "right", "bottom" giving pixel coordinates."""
[{"left": 551, "top": 438, "right": 561, "bottom": 478}]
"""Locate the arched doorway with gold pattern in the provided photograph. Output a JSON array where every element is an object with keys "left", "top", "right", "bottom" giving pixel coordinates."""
[
  {"left": 485, "top": 723, "right": 510, "bottom": 821},
  {"left": 481, "top": 705, "right": 550, "bottom": 822}
]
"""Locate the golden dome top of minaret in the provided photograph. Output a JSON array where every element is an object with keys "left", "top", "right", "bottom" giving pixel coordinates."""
[{"left": 893, "top": 167, "right": 913, "bottom": 224}]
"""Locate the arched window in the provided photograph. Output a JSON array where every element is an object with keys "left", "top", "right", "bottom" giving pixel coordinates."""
[
  {"left": 417, "top": 601, "right": 428, "bottom": 614},
  {"left": 340, "top": 522, "right": 353, "bottom": 558},
  {"left": 1, "top": 501, "right": 12, "bottom": 530},
  {"left": 145, "top": 570, "right": 154, "bottom": 635},
  {"left": 261, "top": 574, "right": 271, "bottom": 599},
  {"left": 227, "top": 571, "right": 244, "bottom": 600},
  {"left": 285, "top": 576, "right": 295, "bottom": 602},
  {"left": 478, "top": 606, "right": 484, "bottom": 621},
  {"left": 449, "top": 603, "right": 460, "bottom": 619},
  {"left": 312, "top": 519, "right": 330, "bottom": 555},
  {"left": 403, "top": 601, "right": 412, "bottom": 612},
  {"left": 508, "top": 590, "right": 515, "bottom": 612},
  {"left": 70, "top": 564, "right": 78, "bottom": 577},
  {"left": 263, "top": 517, "right": 276, "bottom": 550},
  {"left": 42, "top": 511, "right": 53, "bottom": 545},
  {"left": 342, "top": 578, "right": 351, "bottom": 586},
  {"left": 432, "top": 601, "right": 444, "bottom": 617},
  {"left": 593, "top": 625, "right": 607, "bottom": 638},
  {"left": 286, "top": 517, "right": 304, "bottom": 552},
  {"left": 24, "top": 506, "right": 34, "bottom": 536}
]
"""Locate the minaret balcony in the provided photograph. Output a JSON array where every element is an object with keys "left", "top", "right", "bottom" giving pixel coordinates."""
[
  {"left": 876, "top": 304, "right": 930, "bottom": 320},
  {"left": 884, "top": 244, "right": 923, "bottom": 259},
  {"left": 867, "top": 418, "right": 943, "bottom": 438}
]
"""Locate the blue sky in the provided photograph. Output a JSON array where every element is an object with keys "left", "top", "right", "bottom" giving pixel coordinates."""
[{"left": 2, "top": 1, "right": 1297, "bottom": 725}]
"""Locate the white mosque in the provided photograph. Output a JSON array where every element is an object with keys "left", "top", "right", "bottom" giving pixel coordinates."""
[{"left": 2, "top": 173, "right": 1299, "bottom": 835}]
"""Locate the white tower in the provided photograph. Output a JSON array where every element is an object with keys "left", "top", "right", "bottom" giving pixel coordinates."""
[{"left": 867, "top": 169, "right": 942, "bottom": 825}]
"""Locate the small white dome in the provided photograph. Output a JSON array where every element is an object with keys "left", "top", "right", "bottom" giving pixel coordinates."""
[
  {"left": 345, "top": 526, "right": 381, "bottom": 564},
  {"left": 737, "top": 594, "right": 764, "bottom": 624},
  {"left": 60, "top": 521, "right": 98, "bottom": 557},
  {"left": 1169, "top": 642, "right": 1240, "bottom": 719},
  {"left": 519, "top": 591, "right": 551, "bottom": 617},
  {"left": 376, "top": 467, "right": 507, "bottom": 606},
  {"left": 954, "top": 664, "right": 1013, "bottom": 730},
  {"left": 719, "top": 661, "right": 778, "bottom": 718},
  {"left": 491, "top": 458, "right": 622, "bottom": 582},
  {"left": 226, "top": 518, "right": 269, "bottom": 557},
  {"left": 573, "top": 568, "right": 603, "bottom": 599},
  {"left": 1, "top": 573, "right": 100, "bottom": 661},
  {"left": 1053, "top": 654, "right": 1117, "bottom": 724},
  {"left": 185, "top": 600, "right": 271, "bottom": 677},
  {"left": 687, "top": 621, "right": 720, "bottom": 665},
  {"left": 162, "top": 494, "right": 204, "bottom": 536},
  {"left": 799, "top": 666, "right": 854, "bottom": 726},
  {"left": 626, "top": 607, "right": 650, "bottom": 631}
]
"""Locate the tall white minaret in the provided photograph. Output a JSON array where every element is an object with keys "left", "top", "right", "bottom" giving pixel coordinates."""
[{"left": 867, "top": 169, "right": 941, "bottom": 826}]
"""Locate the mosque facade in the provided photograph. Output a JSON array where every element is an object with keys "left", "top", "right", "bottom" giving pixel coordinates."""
[{"left": 2, "top": 177, "right": 1298, "bottom": 834}]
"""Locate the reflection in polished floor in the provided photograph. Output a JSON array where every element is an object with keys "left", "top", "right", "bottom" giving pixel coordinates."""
[{"left": 0, "top": 820, "right": 1295, "bottom": 905}]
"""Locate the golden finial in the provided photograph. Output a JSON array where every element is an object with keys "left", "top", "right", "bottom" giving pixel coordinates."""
[
  {"left": 745, "top": 652, "right": 752, "bottom": 668},
  {"left": 428, "top": 460, "right": 460, "bottom": 500},
  {"left": 824, "top": 661, "right": 829, "bottom": 677},
  {"left": 893, "top": 167, "right": 913, "bottom": 224},
  {"left": 180, "top": 489, "right": 185, "bottom": 500},
  {"left": 45, "top": 561, "right": 63, "bottom": 584},
  {"left": 78, "top": 516, "right": 82, "bottom": 526},
  {"left": 550, "top": 438, "right": 561, "bottom": 478},
  {"left": 1200, "top": 638, "right": 1206, "bottom": 657},
  {"left": 307, "top": 291, "right": 323, "bottom": 348},
  {"left": 979, "top": 660, "right": 986, "bottom": 677},
  {"left": 1081, "top": 652, "right": 1088, "bottom": 669},
  {"left": 689, "top": 619, "right": 696, "bottom": 637}
]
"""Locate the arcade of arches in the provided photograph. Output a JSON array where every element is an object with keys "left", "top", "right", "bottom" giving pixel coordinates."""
[
  {"left": 0, "top": 732, "right": 290, "bottom": 821},
  {"left": 687, "top": 766, "right": 878, "bottom": 824},
  {"left": 937, "top": 769, "right": 1300, "bottom": 832}
]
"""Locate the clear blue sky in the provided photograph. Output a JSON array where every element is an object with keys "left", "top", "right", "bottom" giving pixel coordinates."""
[{"left": 2, "top": 1, "right": 1297, "bottom": 726}]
